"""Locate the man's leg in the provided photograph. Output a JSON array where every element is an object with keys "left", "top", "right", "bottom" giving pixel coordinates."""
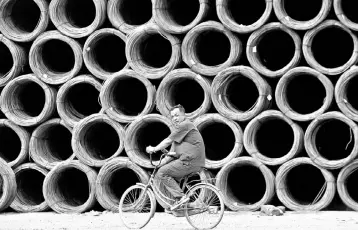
[
  {"left": 155, "top": 160, "right": 186, "bottom": 201},
  {"left": 155, "top": 160, "right": 203, "bottom": 210}
]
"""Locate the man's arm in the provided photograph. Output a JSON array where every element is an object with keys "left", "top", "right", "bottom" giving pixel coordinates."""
[{"left": 153, "top": 137, "right": 173, "bottom": 152}]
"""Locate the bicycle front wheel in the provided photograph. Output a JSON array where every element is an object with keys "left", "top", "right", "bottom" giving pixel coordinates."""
[
  {"left": 185, "top": 184, "right": 224, "bottom": 230},
  {"left": 119, "top": 184, "right": 156, "bottom": 229}
]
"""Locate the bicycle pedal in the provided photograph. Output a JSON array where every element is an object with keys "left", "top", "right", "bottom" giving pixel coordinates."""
[{"left": 170, "top": 197, "right": 189, "bottom": 211}]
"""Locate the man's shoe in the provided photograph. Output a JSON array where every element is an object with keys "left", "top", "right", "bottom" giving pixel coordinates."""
[{"left": 170, "top": 196, "right": 189, "bottom": 211}]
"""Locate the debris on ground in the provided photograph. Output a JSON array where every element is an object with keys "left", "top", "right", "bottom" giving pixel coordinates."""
[{"left": 260, "top": 205, "right": 286, "bottom": 216}]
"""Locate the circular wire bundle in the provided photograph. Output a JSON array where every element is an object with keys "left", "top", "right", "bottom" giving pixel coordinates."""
[
  {"left": 29, "top": 118, "right": 75, "bottom": 170},
  {"left": 83, "top": 28, "right": 128, "bottom": 81},
  {"left": 0, "top": 119, "right": 30, "bottom": 168},
  {"left": 107, "top": 0, "right": 154, "bottom": 34},
  {"left": 57, "top": 75, "right": 102, "bottom": 128},
  {"left": 155, "top": 68, "right": 211, "bottom": 120},
  {"left": 29, "top": 30, "right": 83, "bottom": 85},
  {"left": 0, "top": 74, "right": 56, "bottom": 127},
  {"left": 246, "top": 22, "right": 301, "bottom": 78},
  {"left": 193, "top": 113, "right": 243, "bottom": 169},
  {"left": 95, "top": 157, "right": 150, "bottom": 212},
  {"left": 100, "top": 69, "right": 156, "bottom": 123},
  {"left": 335, "top": 66, "right": 358, "bottom": 122},
  {"left": 124, "top": 114, "right": 174, "bottom": 168},
  {"left": 0, "top": 158, "right": 16, "bottom": 212},
  {"left": 43, "top": 160, "right": 98, "bottom": 214},
  {"left": 337, "top": 159, "right": 358, "bottom": 211},
  {"left": 72, "top": 113, "right": 125, "bottom": 167},
  {"left": 276, "top": 157, "right": 336, "bottom": 211},
  {"left": 0, "top": 0, "right": 49, "bottom": 42},
  {"left": 334, "top": 0, "right": 358, "bottom": 31},
  {"left": 211, "top": 66, "right": 272, "bottom": 122},
  {"left": 0, "top": 35, "right": 27, "bottom": 87},
  {"left": 153, "top": 0, "right": 210, "bottom": 34},
  {"left": 273, "top": 0, "right": 332, "bottom": 30},
  {"left": 244, "top": 110, "right": 304, "bottom": 166},
  {"left": 216, "top": 0, "right": 273, "bottom": 33},
  {"left": 10, "top": 163, "right": 49, "bottom": 212},
  {"left": 182, "top": 21, "right": 242, "bottom": 77},
  {"left": 276, "top": 66, "right": 334, "bottom": 121},
  {"left": 126, "top": 24, "right": 181, "bottom": 80},
  {"left": 49, "top": 0, "right": 106, "bottom": 38},
  {"left": 215, "top": 156, "right": 275, "bottom": 211},
  {"left": 304, "top": 111, "right": 358, "bottom": 169},
  {"left": 303, "top": 20, "right": 358, "bottom": 76}
]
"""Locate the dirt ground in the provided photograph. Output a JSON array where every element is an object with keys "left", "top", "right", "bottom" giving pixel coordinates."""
[{"left": 0, "top": 211, "right": 357, "bottom": 230}]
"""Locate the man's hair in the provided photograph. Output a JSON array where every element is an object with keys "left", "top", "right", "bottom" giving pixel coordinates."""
[{"left": 170, "top": 104, "right": 185, "bottom": 113}]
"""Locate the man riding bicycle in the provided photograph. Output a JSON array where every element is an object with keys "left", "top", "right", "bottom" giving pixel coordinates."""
[{"left": 146, "top": 104, "right": 206, "bottom": 211}]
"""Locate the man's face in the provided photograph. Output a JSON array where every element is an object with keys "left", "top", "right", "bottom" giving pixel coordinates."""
[{"left": 170, "top": 108, "right": 185, "bottom": 125}]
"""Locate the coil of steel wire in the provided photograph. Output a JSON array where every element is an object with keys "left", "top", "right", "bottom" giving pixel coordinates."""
[
  {"left": 30, "top": 118, "right": 75, "bottom": 170},
  {"left": 275, "top": 66, "right": 334, "bottom": 121},
  {"left": 72, "top": 113, "right": 125, "bottom": 167},
  {"left": 95, "top": 157, "right": 150, "bottom": 212},
  {"left": 100, "top": 69, "right": 156, "bottom": 123},
  {"left": 153, "top": 0, "right": 210, "bottom": 34},
  {"left": 216, "top": 0, "right": 273, "bottom": 33},
  {"left": 0, "top": 34, "right": 27, "bottom": 87},
  {"left": 57, "top": 75, "right": 102, "bottom": 128},
  {"left": 215, "top": 157, "right": 275, "bottom": 211},
  {"left": 107, "top": 0, "right": 153, "bottom": 34},
  {"left": 0, "top": 158, "right": 16, "bottom": 212},
  {"left": 29, "top": 30, "right": 83, "bottom": 85},
  {"left": 337, "top": 159, "right": 358, "bottom": 211},
  {"left": 10, "top": 163, "right": 49, "bottom": 212},
  {"left": 182, "top": 21, "right": 242, "bottom": 76},
  {"left": 83, "top": 28, "right": 128, "bottom": 81},
  {"left": 0, "top": 119, "right": 29, "bottom": 168},
  {"left": 43, "top": 160, "right": 97, "bottom": 213},
  {"left": 303, "top": 20, "right": 358, "bottom": 76},
  {"left": 194, "top": 113, "right": 244, "bottom": 169},
  {"left": 276, "top": 157, "right": 336, "bottom": 211},
  {"left": 273, "top": 0, "right": 332, "bottom": 30},
  {"left": 155, "top": 68, "right": 211, "bottom": 120},
  {"left": 49, "top": 0, "right": 106, "bottom": 38},
  {"left": 246, "top": 22, "right": 301, "bottom": 78},
  {"left": 0, "top": 74, "right": 56, "bottom": 127},
  {"left": 211, "top": 66, "right": 272, "bottom": 122},
  {"left": 304, "top": 111, "right": 358, "bottom": 169},
  {"left": 0, "top": 0, "right": 49, "bottom": 42},
  {"left": 244, "top": 110, "right": 304, "bottom": 166},
  {"left": 125, "top": 24, "right": 181, "bottom": 80},
  {"left": 335, "top": 66, "right": 358, "bottom": 122}
]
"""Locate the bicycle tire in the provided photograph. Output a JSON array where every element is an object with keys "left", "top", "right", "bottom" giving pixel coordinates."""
[
  {"left": 184, "top": 183, "right": 225, "bottom": 230},
  {"left": 119, "top": 184, "right": 156, "bottom": 229}
]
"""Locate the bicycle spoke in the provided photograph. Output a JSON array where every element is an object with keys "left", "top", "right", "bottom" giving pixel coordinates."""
[
  {"left": 119, "top": 185, "right": 156, "bottom": 229},
  {"left": 185, "top": 184, "right": 224, "bottom": 230}
]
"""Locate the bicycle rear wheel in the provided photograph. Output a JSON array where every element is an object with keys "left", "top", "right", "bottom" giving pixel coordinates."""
[
  {"left": 119, "top": 184, "right": 156, "bottom": 229},
  {"left": 184, "top": 184, "right": 224, "bottom": 230}
]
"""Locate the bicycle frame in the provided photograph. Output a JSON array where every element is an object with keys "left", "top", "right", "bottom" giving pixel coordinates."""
[
  {"left": 135, "top": 149, "right": 219, "bottom": 213},
  {"left": 120, "top": 149, "right": 225, "bottom": 230},
  {"left": 136, "top": 149, "right": 177, "bottom": 208}
]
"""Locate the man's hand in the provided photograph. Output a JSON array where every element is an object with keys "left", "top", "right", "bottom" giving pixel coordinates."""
[{"left": 146, "top": 146, "right": 155, "bottom": 154}]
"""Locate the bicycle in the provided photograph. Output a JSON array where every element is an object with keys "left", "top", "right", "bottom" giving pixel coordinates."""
[{"left": 118, "top": 149, "right": 225, "bottom": 229}]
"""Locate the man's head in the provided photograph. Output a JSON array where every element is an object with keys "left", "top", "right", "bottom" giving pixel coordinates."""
[{"left": 170, "top": 104, "right": 186, "bottom": 125}]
